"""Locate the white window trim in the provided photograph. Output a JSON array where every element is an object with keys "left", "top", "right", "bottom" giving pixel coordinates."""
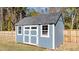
[
  {"left": 40, "top": 25, "right": 49, "bottom": 37},
  {"left": 17, "top": 26, "right": 22, "bottom": 35}
]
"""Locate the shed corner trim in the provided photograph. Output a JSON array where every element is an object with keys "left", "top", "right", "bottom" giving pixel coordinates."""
[{"left": 52, "top": 24, "right": 55, "bottom": 49}]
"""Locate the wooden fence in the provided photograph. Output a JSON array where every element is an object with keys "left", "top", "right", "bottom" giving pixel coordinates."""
[
  {"left": 0, "top": 31, "right": 16, "bottom": 41},
  {"left": 64, "top": 30, "right": 79, "bottom": 43},
  {"left": 0, "top": 30, "right": 78, "bottom": 43}
]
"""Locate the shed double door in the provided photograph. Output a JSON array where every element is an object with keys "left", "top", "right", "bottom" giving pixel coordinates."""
[{"left": 23, "top": 25, "right": 38, "bottom": 45}]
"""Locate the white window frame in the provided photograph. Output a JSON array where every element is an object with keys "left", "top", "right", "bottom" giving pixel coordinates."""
[
  {"left": 17, "top": 26, "right": 22, "bottom": 35},
  {"left": 40, "top": 24, "right": 49, "bottom": 37}
]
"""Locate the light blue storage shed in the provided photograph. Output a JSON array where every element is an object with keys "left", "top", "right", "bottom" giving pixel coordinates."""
[{"left": 15, "top": 12, "right": 64, "bottom": 49}]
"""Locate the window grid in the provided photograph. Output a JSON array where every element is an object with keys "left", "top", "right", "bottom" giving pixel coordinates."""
[
  {"left": 18, "top": 26, "right": 22, "bottom": 35},
  {"left": 41, "top": 25, "right": 49, "bottom": 37}
]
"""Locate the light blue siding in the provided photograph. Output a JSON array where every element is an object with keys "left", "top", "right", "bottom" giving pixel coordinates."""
[
  {"left": 16, "top": 35, "right": 23, "bottom": 42},
  {"left": 55, "top": 17, "right": 64, "bottom": 48},
  {"left": 16, "top": 25, "right": 54, "bottom": 49},
  {"left": 38, "top": 25, "right": 53, "bottom": 48},
  {"left": 16, "top": 26, "right": 23, "bottom": 43}
]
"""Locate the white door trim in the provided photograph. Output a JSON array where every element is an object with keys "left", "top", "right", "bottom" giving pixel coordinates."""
[
  {"left": 23, "top": 26, "right": 25, "bottom": 43},
  {"left": 23, "top": 25, "right": 38, "bottom": 46}
]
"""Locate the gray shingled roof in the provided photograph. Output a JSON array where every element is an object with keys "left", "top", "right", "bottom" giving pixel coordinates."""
[{"left": 15, "top": 12, "right": 62, "bottom": 26}]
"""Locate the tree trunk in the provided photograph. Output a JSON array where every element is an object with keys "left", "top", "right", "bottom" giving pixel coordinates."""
[
  {"left": 71, "top": 15, "right": 75, "bottom": 29},
  {"left": 1, "top": 8, "right": 3, "bottom": 31}
]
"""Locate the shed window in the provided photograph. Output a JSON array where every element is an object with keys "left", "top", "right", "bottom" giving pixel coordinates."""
[
  {"left": 25, "top": 27, "right": 29, "bottom": 29},
  {"left": 18, "top": 26, "right": 22, "bottom": 35},
  {"left": 41, "top": 25, "right": 49, "bottom": 37},
  {"left": 31, "top": 27, "right": 37, "bottom": 29}
]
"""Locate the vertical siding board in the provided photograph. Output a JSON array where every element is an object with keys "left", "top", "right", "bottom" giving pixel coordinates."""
[
  {"left": 55, "top": 17, "right": 64, "bottom": 48},
  {"left": 38, "top": 25, "right": 53, "bottom": 48}
]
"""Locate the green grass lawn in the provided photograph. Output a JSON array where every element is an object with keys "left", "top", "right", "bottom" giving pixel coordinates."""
[{"left": 0, "top": 39, "right": 47, "bottom": 51}]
